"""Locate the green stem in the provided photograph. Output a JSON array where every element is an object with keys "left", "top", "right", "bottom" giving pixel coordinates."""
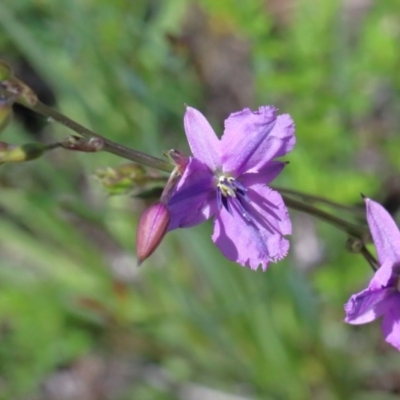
[
  {"left": 282, "top": 194, "right": 367, "bottom": 239},
  {"left": 274, "top": 186, "right": 364, "bottom": 217},
  {"left": 360, "top": 245, "right": 378, "bottom": 271},
  {"left": 24, "top": 99, "right": 174, "bottom": 173}
]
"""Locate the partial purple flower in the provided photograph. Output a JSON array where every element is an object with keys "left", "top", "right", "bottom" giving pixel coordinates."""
[
  {"left": 166, "top": 106, "right": 296, "bottom": 270},
  {"left": 344, "top": 198, "right": 400, "bottom": 351}
]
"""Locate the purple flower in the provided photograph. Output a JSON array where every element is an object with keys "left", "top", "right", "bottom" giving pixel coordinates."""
[
  {"left": 345, "top": 198, "right": 400, "bottom": 350},
  {"left": 166, "top": 106, "right": 296, "bottom": 270}
]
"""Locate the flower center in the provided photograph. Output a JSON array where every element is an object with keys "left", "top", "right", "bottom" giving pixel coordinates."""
[
  {"left": 216, "top": 174, "right": 250, "bottom": 219},
  {"left": 217, "top": 176, "right": 237, "bottom": 197}
]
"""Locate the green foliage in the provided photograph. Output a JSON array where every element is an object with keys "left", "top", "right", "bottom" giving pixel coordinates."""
[{"left": 0, "top": 0, "right": 399, "bottom": 398}]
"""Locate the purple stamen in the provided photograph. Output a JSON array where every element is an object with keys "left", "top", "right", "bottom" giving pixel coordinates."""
[
  {"left": 216, "top": 188, "right": 223, "bottom": 210},
  {"left": 232, "top": 180, "right": 247, "bottom": 194},
  {"left": 222, "top": 195, "right": 233, "bottom": 214}
]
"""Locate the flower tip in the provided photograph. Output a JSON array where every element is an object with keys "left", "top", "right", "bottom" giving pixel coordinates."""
[
  {"left": 167, "top": 149, "right": 189, "bottom": 175},
  {"left": 183, "top": 104, "right": 195, "bottom": 117},
  {"left": 136, "top": 202, "right": 170, "bottom": 264},
  {"left": 184, "top": 105, "right": 197, "bottom": 117}
]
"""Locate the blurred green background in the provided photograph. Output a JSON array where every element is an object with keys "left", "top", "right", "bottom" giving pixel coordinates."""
[{"left": 1, "top": 0, "right": 400, "bottom": 399}]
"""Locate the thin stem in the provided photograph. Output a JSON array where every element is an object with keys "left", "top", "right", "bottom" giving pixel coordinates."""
[
  {"left": 23, "top": 99, "right": 174, "bottom": 173},
  {"left": 282, "top": 194, "right": 367, "bottom": 239},
  {"left": 274, "top": 186, "right": 364, "bottom": 217},
  {"left": 44, "top": 142, "right": 63, "bottom": 150},
  {"left": 360, "top": 246, "right": 378, "bottom": 271}
]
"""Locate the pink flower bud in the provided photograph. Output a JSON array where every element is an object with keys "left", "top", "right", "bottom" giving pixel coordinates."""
[{"left": 136, "top": 202, "right": 170, "bottom": 265}]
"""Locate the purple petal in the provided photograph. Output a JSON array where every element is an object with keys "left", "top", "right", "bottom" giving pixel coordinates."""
[
  {"left": 381, "top": 295, "right": 400, "bottom": 350},
  {"left": 220, "top": 107, "right": 295, "bottom": 176},
  {"left": 247, "top": 185, "right": 292, "bottom": 236},
  {"left": 366, "top": 198, "right": 400, "bottom": 265},
  {"left": 184, "top": 107, "right": 221, "bottom": 170},
  {"left": 369, "top": 260, "right": 395, "bottom": 289},
  {"left": 239, "top": 161, "right": 287, "bottom": 187},
  {"left": 344, "top": 286, "right": 392, "bottom": 325},
  {"left": 212, "top": 185, "right": 290, "bottom": 270},
  {"left": 167, "top": 157, "right": 217, "bottom": 231}
]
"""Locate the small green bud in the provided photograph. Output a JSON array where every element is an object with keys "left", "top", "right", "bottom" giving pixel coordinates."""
[
  {"left": 346, "top": 237, "right": 363, "bottom": 253},
  {"left": 0, "top": 142, "right": 46, "bottom": 164},
  {"left": 94, "top": 163, "right": 164, "bottom": 196},
  {"left": 136, "top": 202, "right": 170, "bottom": 265}
]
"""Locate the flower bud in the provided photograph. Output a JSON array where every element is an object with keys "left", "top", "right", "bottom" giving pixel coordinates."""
[
  {"left": 1, "top": 78, "right": 38, "bottom": 107},
  {"left": 346, "top": 237, "right": 363, "bottom": 253},
  {"left": 136, "top": 202, "right": 170, "bottom": 265},
  {"left": 15, "top": 79, "right": 38, "bottom": 107},
  {"left": 61, "top": 136, "right": 104, "bottom": 152},
  {"left": 0, "top": 142, "right": 46, "bottom": 164}
]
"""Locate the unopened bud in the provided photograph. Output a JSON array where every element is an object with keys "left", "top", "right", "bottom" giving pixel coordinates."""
[
  {"left": 0, "top": 142, "right": 46, "bottom": 164},
  {"left": 136, "top": 202, "right": 170, "bottom": 265},
  {"left": 15, "top": 79, "right": 38, "bottom": 107},
  {"left": 1, "top": 78, "right": 38, "bottom": 107},
  {"left": 95, "top": 163, "right": 164, "bottom": 196},
  {"left": 61, "top": 136, "right": 104, "bottom": 152},
  {"left": 346, "top": 237, "right": 363, "bottom": 253}
]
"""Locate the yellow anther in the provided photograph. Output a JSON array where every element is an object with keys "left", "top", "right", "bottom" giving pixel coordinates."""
[{"left": 217, "top": 175, "right": 236, "bottom": 198}]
